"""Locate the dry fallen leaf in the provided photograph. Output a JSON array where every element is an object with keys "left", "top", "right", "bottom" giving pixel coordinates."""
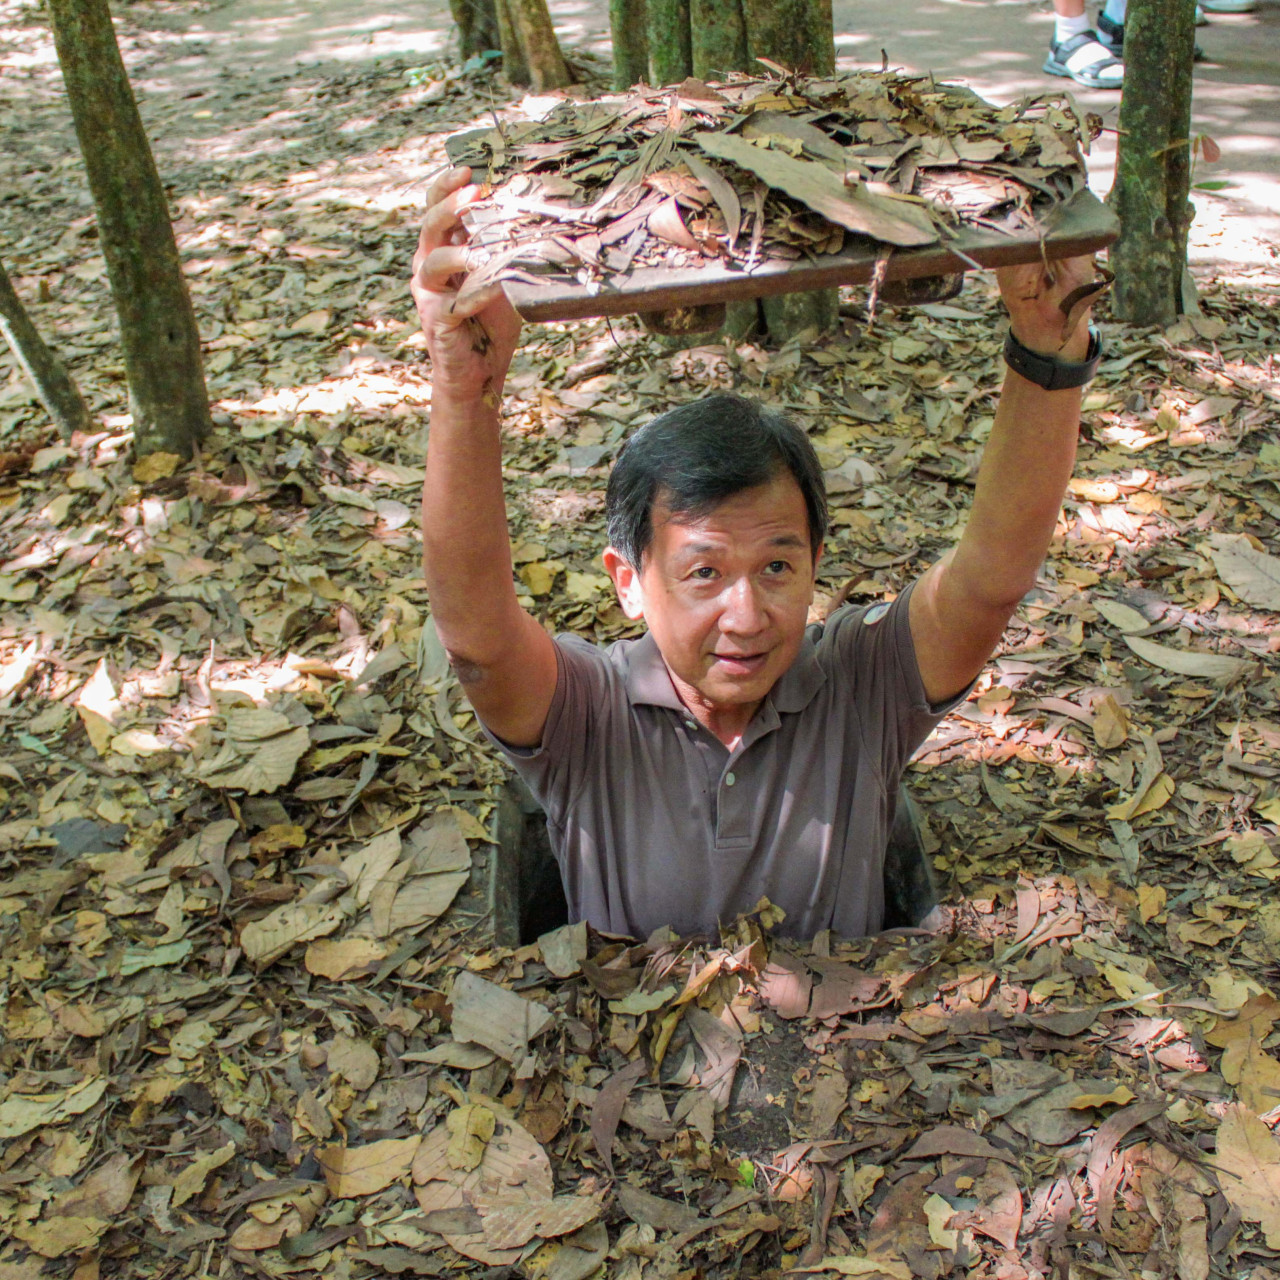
[
  {"left": 318, "top": 1135, "right": 420, "bottom": 1198},
  {"left": 1214, "top": 1103, "right": 1280, "bottom": 1246},
  {"left": 447, "top": 1103, "right": 497, "bottom": 1172}
]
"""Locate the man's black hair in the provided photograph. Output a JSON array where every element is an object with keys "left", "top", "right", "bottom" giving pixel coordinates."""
[{"left": 605, "top": 392, "right": 828, "bottom": 567}]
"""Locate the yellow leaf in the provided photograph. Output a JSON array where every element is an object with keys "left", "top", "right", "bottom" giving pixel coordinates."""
[
  {"left": 1177, "top": 917, "right": 1247, "bottom": 948},
  {"left": 318, "top": 1136, "right": 420, "bottom": 1198},
  {"left": 1236, "top": 1039, "right": 1280, "bottom": 1115},
  {"left": 132, "top": 451, "right": 182, "bottom": 483},
  {"left": 1138, "top": 884, "right": 1166, "bottom": 924},
  {"left": 841, "top": 1163, "right": 883, "bottom": 1211},
  {"left": 1106, "top": 772, "right": 1174, "bottom": 821},
  {"left": 240, "top": 901, "right": 344, "bottom": 967},
  {"left": 520, "top": 561, "right": 557, "bottom": 596},
  {"left": 1216, "top": 1103, "right": 1280, "bottom": 1246},
  {"left": 447, "top": 1103, "right": 497, "bottom": 1171},
  {"left": 790, "top": 1258, "right": 912, "bottom": 1279},
  {"left": 289, "top": 309, "right": 331, "bottom": 336},
  {"left": 1101, "top": 963, "right": 1161, "bottom": 1010},
  {"left": 923, "top": 1193, "right": 959, "bottom": 1249},
  {"left": 13, "top": 1215, "right": 110, "bottom": 1258},
  {"left": 447, "top": 806, "right": 495, "bottom": 843},
  {"left": 1258, "top": 797, "right": 1280, "bottom": 825},
  {"left": 304, "top": 936, "right": 388, "bottom": 981},
  {"left": 1068, "top": 1085, "right": 1136, "bottom": 1109},
  {"left": 172, "top": 1141, "right": 236, "bottom": 1206},
  {"left": 564, "top": 571, "right": 610, "bottom": 604},
  {"left": 1091, "top": 694, "right": 1129, "bottom": 749},
  {"left": 1205, "top": 968, "right": 1267, "bottom": 1014}
]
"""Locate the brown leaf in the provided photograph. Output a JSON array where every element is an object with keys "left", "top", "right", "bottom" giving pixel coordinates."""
[
  {"left": 648, "top": 197, "right": 703, "bottom": 252},
  {"left": 589, "top": 1058, "right": 647, "bottom": 1178},
  {"left": 450, "top": 971, "right": 554, "bottom": 1065},
  {"left": 903, "top": 1125, "right": 1016, "bottom": 1164},
  {"left": 413, "top": 1111, "right": 552, "bottom": 1264},
  {"left": 693, "top": 131, "right": 937, "bottom": 246},
  {"left": 957, "top": 1161, "right": 1023, "bottom": 1250},
  {"left": 480, "top": 1194, "right": 603, "bottom": 1250},
  {"left": 304, "top": 936, "right": 389, "bottom": 981},
  {"left": 616, "top": 1183, "right": 703, "bottom": 1233},
  {"left": 758, "top": 954, "right": 812, "bottom": 1019},
  {"left": 317, "top": 1136, "right": 420, "bottom": 1198}
]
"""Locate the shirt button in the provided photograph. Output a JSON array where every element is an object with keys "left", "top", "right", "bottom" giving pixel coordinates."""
[{"left": 725, "top": 772, "right": 736, "bottom": 786}]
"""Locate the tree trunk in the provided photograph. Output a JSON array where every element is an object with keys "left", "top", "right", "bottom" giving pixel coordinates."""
[
  {"left": 46, "top": 0, "right": 210, "bottom": 458},
  {"left": 449, "top": 0, "right": 501, "bottom": 60},
  {"left": 610, "top": 0, "right": 650, "bottom": 88},
  {"left": 647, "top": 0, "right": 692, "bottom": 84},
  {"left": 499, "top": 0, "right": 572, "bottom": 90},
  {"left": 1109, "top": 0, "right": 1196, "bottom": 326},
  {"left": 690, "top": 0, "right": 748, "bottom": 79},
  {"left": 0, "top": 258, "right": 92, "bottom": 441},
  {"left": 742, "top": 0, "right": 834, "bottom": 74},
  {"left": 496, "top": 0, "right": 530, "bottom": 84}
]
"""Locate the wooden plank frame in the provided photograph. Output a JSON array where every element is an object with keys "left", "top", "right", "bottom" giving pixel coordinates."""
[{"left": 499, "top": 187, "right": 1118, "bottom": 324}]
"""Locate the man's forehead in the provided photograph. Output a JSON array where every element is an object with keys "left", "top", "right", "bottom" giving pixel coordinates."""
[{"left": 650, "top": 474, "right": 809, "bottom": 533}]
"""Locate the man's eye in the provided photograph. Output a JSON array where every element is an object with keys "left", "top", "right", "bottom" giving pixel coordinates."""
[
  {"left": 766, "top": 560, "right": 791, "bottom": 574},
  {"left": 692, "top": 567, "right": 717, "bottom": 580}
]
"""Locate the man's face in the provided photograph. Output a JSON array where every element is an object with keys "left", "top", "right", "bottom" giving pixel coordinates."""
[{"left": 604, "top": 472, "right": 821, "bottom": 714}]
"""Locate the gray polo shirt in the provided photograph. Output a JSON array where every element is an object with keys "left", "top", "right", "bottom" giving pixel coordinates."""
[{"left": 489, "top": 584, "right": 954, "bottom": 941}]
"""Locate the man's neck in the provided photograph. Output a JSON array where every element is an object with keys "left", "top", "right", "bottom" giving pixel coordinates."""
[{"left": 666, "top": 669, "right": 761, "bottom": 751}]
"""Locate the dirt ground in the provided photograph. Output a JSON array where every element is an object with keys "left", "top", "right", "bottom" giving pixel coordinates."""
[{"left": 1, "top": 3, "right": 1279, "bottom": 1279}]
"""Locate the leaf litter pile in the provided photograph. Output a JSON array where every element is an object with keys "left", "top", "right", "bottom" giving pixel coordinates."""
[
  {"left": 2, "top": 4, "right": 1280, "bottom": 1279},
  {"left": 450, "top": 69, "right": 1098, "bottom": 299}
]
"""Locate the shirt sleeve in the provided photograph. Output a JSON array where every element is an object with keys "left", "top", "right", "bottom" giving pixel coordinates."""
[
  {"left": 819, "top": 579, "right": 970, "bottom": 785},
  {"left": 479, "top": 633, "right": 615, "bottom": 822}
]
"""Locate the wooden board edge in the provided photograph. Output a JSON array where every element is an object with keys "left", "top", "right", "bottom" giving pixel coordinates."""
[{"left": 503, "top": 191, "right": 1119, "bottom": 324}]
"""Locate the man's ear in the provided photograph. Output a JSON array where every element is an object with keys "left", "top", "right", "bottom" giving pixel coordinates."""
[{"left": 602, "top": 546, "right": 645, "bottom": 620}]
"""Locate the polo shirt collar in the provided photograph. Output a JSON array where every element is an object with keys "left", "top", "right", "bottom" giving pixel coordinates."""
[{"left": 623, "top": 630, "right": 826, "bottom": 717}]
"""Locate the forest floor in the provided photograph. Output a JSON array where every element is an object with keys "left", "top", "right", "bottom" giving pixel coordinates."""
[{"left": 1, "top": 1, "right": 1279, "bottom": 1279}]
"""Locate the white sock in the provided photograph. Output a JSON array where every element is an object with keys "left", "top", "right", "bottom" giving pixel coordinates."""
[
  {"left": 1055, "top": 11, "right": 1092, "bottom": 41},
  {"left": 1103, "top": 0, "right": 1127, "bottom": 23}
]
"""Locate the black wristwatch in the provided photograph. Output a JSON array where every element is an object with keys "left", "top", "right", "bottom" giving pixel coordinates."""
[{"left": 1003, "top": 324, "right": 1102, "bottom": 391}]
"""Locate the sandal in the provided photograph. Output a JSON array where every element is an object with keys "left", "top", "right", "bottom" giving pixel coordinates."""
[
  {"left": 1096, "top": 10, "right": 1206, "bottom": 59},
  {"left": 1043, "top": 30, "right": 1125, "bottom": 87}
]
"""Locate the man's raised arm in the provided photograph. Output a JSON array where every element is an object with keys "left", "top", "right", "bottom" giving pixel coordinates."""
[
  {"left": 909, "top": 256, "right": 1105, "bottom": 704},
  {"left": 413, "top": 168, "right": 558, "bottom": 747}
]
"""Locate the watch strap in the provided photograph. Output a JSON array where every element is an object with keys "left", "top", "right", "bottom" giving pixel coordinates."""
[{"left": 1004, "top": 324, "right": 1102, "bottom": 390}]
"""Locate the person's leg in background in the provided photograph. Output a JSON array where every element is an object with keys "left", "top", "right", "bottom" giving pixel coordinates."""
[
  {"left": 1044, "top": 0, "right": 1125, "bottom": 88},
  {"left": 1096, "top": 0, "right": 1128, "bottom": 53},
  {"left": 1094, "top": 0, "right": 1207, "bottom": 64}
]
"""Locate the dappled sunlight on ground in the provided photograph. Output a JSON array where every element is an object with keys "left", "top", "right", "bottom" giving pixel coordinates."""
[{"left": 0, "top": 2, "right": 1279, "bottom": 1275}]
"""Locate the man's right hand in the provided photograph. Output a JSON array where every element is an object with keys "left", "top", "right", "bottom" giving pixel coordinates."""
[
  {"left": 411, "top": 167, "right": 522, "bottom": 406},
  {"left": 414, "top": 167, "right": 558, "bottom": 750}
]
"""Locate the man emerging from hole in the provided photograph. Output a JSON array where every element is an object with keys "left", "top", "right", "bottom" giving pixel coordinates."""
[{"left": 413, "top": 167, "right": 1106, "bottom": 942}]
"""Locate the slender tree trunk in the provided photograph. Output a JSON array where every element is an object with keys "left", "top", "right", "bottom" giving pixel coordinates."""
[
  {"left": 496, "top": 0, "right": 530, "bottom": 84},
  {"left": 1109, "top": 0, "right": 1196, "bottom": 325},
  {"left": 742, "top": 0, "right": 834, "bottom": 74},
  {"left": 611, "top": 0, "right": 650, "bottom": 87},
  {"left": 0, "top": 258, "right": 92, "bottom": 441},
  {"left": 690, "top": 0, "right": 748, "bottom": 79},
  {"left": 449, "top": 0, "right": 501, "bottom": 59},
  {"left": 46, "top": 0, "right": 210, "bottom": 458},
  {"left": 500, "top": 0, "right": 572, "bottom": 89},
  {"left": 647, "top": 0, "right": 692, "bottom": 84}
]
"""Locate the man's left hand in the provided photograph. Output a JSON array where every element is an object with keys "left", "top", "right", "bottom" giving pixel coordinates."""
[{"left": 995, "top": 254, "right": 1106, "bottom": 361}]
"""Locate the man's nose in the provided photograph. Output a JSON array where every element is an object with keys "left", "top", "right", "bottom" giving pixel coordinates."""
[{"left": 721, "top": 576, "right": 767, "bottom": 634}]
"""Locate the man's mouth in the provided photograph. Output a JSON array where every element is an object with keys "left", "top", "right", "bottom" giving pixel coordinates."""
[{"left": 712, "top": 652, "right": 768, "bottom": 676}]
